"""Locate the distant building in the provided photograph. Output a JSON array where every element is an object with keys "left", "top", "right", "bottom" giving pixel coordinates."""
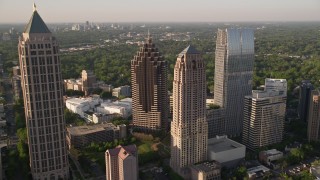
[
  {"left": 310, "top": 165, "right": 320, "bottom": 179},
  {"left": 170, "top": 46, "right": 208, "bottom": 178},
  {"left": 99, "top": 84, "right": 113, "bottom": 92},
  {"left": 65, "top": 96, "right": 102, "bottom": 121},
  {"left": 112, "top": 85, "right": 131, "bottom": 98},
  {"left": 247, "top": 165, "right": 270, "bottom": 180},
  {"left": 298, "top": 80, "right": 314, "bottom": 122},
  {"left": 207, "top": 107, "right": 225, "bottom": 139},
  {"left": 131, "top": 33, "right": 169, "bottom": 131},
  {"left": 64, "top": 79, "right": 83, "bottom": 91},
  {"left": 242, "top": 89, "right": 286, "bottom": 150},
  {"left": 96, "top": 99, "right": 132, "bottom": 118},
  {"left": 66, "top": 123, "right": 126, "bottom": 149},
  {"left": 12, "top": 66, "right": 22, "bottom": 100},
  {"left": 259, "top": 149, "right": 283, "bottom": 166},
  {"left": 82, "top": 70, "right": 97, "bottom": 94},
  {"left": 307, "top": 89, "right": 320, "bottom": 142},
  {"left": 214, "top": 28, "right": 254, "bottom": 137},
  {"left": 190, "top": 161, "right": 221, "bottom": 180},
  {"left": 105, "top": 145, "right": 138, "bottom": 180},
  {"left": 265, "top": 78, "right": 287, "bottom": 96},
  {"left": 207, "top": 136, "right": 246, "bottom": 168}
]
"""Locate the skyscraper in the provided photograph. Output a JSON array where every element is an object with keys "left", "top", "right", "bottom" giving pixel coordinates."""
[
  {"left": 105, "top": 145, "right": 138, "bottom": 180},
  {"left": 298, "top": 80, "right": 314, "bottom": 122},
  {"left": 170, "top": 46, "right": 208, "bottom": 178},
  {"left": 242, "top": 89, "right": 286, "bottom": 150},
  {"left": 131, "top": 33, "right": 168, "bottom": 131},
  {"left": 214, "top": 28, "right": 254, "bottom": 137},
  {"left": 18, "top": 5, "right": 69, "bottom": 179},
  {"left": 307, "top": 89, "right": 320, "bottom": 142}
]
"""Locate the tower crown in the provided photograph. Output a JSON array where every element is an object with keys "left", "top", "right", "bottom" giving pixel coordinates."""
[{"left": 24, "top": 4, "right": 51, "bottom": 34}]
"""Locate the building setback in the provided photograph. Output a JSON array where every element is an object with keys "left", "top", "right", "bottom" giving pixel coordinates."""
[
  {"left": 299, "top": 80, "right": 314, "bottom": 122},
  {"left": 131, "top": 33, "right": 168, "bottom": 131},
  {"left": 214, "top": 28, "right": 254, "bottom": 137},
  {"left": 307, "top": 89, "right": 320, "bottom": 142},
  {"left": 18, "top": 5, "right": 69, "bottom": 179},
  {"left": 105, "top": 145, "right": 138, "bottom": 180},
  {"left": 170, "top": 46, "right": 208, "bottom": 178},
  {"left": 242, "top": 90, "right": 286, "bottom": 150}
]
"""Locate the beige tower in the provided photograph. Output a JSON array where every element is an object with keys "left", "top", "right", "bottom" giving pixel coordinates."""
[
  {"left": 18, "top": 5, "right": 69, "bottom": 179},
  {"left": 307, "top": 90, "right": 320, "bottom": 142},
  {"left": 131, "top": 33, "right": 168, "bottom": 131},
  {"left": 170, "top": 46, "right": 208, "bottom": 178},
  {"left": 82, "top": 70, "right": 96, "bottom": 94},
  {"left": 105, "top": 145, "right": 138, "bottom": 180}
]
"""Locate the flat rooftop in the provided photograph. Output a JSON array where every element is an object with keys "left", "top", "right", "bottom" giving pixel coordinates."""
[
  {"left": 192, "top": 161, "right": 220, "bottom": 173},
  {"left": 67, "top": 123, "right": 117, "bottom": 136},
  {"left": 208, "top": 136, "right": 245, "bottom": 153}
]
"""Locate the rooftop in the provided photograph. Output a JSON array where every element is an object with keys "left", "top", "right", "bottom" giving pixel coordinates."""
[
  {"left": 208, "top": 136, "right": 245, "bottom": 153},
  {"left": 247, "top": 165, "right": 270, "bottom": 177},
  {"left": 192, "top": 161, "right": 221, "bottom": 173},
  {"left": 178, "top": 45, "right": 200, "bottom": 57},
  {"left": 67, "top": 123, "right": 118, "bottom": 136}
]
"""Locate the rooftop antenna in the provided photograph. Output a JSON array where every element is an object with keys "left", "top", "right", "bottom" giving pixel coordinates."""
[{"left": 33, "top": 2, "right": 37, "bottom": 12}]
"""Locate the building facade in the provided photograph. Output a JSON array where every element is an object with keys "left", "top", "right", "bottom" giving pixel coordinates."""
[
  {"left": 170, "top": 46, "right": 208, "bottom": 178},
  {"left": 105, "top": 145, "right": 138, "bottom": 180},
  {"left": 298, "top": 80, "right": 314, "bottom": 122},
  {"left": 190, "top": 161, "right": 221, "bottom": 180},
  {"left": 12, "top": 66, "right": 23, "bottom": 100},
  {"left": 214, "top": 28, "right": 254, "bottom": 137},
  {"left": 131, "top": 34, "right": 168, "bottom": 131},
  {"left": 18, "top": 6, "right": 69, "bottom": 179},
  {"left": 207, "top": 108, "right": 225, "bottom": 139},
  {"left": 307, "top": 89, "right": 320, "bottom": 142},
  {"left": 242, "top": 90, "right": 286, "bottom": 150},
  {"left": 81, "top": 70, "right": 97, "bottom": 94}
]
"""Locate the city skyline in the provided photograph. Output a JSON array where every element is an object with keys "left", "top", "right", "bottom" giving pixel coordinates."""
[{"left": 0, "top": 0, "right": 320, "bottom": 23}]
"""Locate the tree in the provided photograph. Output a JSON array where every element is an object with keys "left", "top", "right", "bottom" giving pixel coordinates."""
[
  {"left": 234, "top": 166, "right": 247, "bottom": 180},
  {"left": 100, "top": 91, "right": 112, "bottom": 99}
]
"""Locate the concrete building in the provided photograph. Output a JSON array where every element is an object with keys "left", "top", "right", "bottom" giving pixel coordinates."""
[
  {"left": 18, "top": 5, "right": 69, "bottom": 179},
  {"left": 131, "top": 33, "right": 168, "bottom": 131},
  {"left": 265, "top": 78, "right": 287, "bottom": 96},
  {"left": 65, "top": 96, "right": 101, "bottom": 120},
  {"left": 12, "top": 66, "right": 23, "bottom": 100},
  {"left": 190, "top": 161, "right": 221, "bottom": 180},
  {"left": 307, "top": 89, "right": 320, "bottom": 142},
  {"left": 242, "top": 89, "right": 287, "bottom": 150},
  {"left": 259, "top": 149, "right": 283, "bottom": 166},
  {"left": 82, "top": 70, "right": 97, "bottom": 94},
  {"left": 207, "top": 136, "right": 245, "bottom": 168},
  {"left": 214, "top": 28, "right": 254, "bottom": 137},
  {"left": 247, "top": 165, "right": 270, "bottom": 179},
  {"left": 64, "top": 79, "right": 83, "bottom": 91},
  {"left": 105, "top": 145, "right": 138, "bottom": 180},
  {"left": 97, "top": 99, "right": 132, "bottom": 118},
  {"left": 99, "top": 84, "right": 113, "bottom": 92},
  {"left": 310, "top": 165, "right": 320, "bottom": 179},
  {"left": 112, "top": 85, "right": 131, "bottom": 98},
  {"left": 66, "top": 123, "right": 126, "bottom": 149},
  {"left": 298, "top": 80, "right": 314, "bottom": 122},
  {"left": 207, "top": 107, "right": 225, "bottom": 139},
  {"left": 170, "top": 46, "right": 208, "bottom": 178}
]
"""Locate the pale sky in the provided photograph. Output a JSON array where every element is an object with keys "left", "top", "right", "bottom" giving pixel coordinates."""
[{"left": 0, "top": 0, "right": 319, "bottom": 23}]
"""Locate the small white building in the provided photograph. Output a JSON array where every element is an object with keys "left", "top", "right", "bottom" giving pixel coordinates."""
[
  {"left": 65, "top": 96, "right": 102, "bottom": 118},
  {"left": 259, "top": 149, "right": 283, "bottom": 166},
  {"left": 112, "top": 85, "right": 131, "bottom": 97},
  {"left": 247, "top": 165, "right": 270, "bottom": 179},
  {"left": 96, "top": 98, "right": 132, "bottom": 118},
  {"left": 207, "top": 135, "right": 246, "bottom": 167}
]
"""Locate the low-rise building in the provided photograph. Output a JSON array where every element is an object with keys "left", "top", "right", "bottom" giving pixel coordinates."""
[
  {"left": 65, "top": 96, "right": 101, "bottom": 120},
  {"left": 112, "top": 85, "right": 131, "bottom": 98},
  {"left": 259, "top": 149, "right": 283, "bottom": 167},
  {"left": 96, "top": 98, "right": 132, "bottom": 118},
  {"left": 207, "top": 136, "right": 246, "bottom": 168},
  {"left": 190, "top": 161, "right": 221, "bottom": 180},
  {"left": 66, "top": 123, "right": 127, "bottom": 149},
  {"left": 247, "top": 165, "right": 270, "bottom": 180},
  {"left": 310, "top": 165, "right": 320, "bottom": 179}
]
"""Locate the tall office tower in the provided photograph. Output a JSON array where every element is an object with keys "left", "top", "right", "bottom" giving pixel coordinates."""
[
  {"left": 170, "top": 46, "right": 208, "bottom": 178},
  {"left": 265, "top": 78, "right": 287, "bottom": 96},
  {"left": 242, "top": 88, "right": 287, "bottom": 150},
  {"left": 131, "top": 33, "right": 168, "bottom": 131},
  {"left": 105, "top": 145, "right": 138, "bottom": 180},
  {"left": 18, "top": 5, "right": 69, "bottom": 179},
  {"left": 214, "top": 28, "right": 254, "bottom": 137},
  {"left": 81, "top": 69, "right": 96, "bottom": 94},
  {"left": 299, "top": 80, "right": 314, "bottom": 122},
  {"left": 307, "top": 90, "right": 320, "bottom": 142}
]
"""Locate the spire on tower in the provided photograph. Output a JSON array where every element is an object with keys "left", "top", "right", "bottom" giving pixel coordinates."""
[{"left": 33, "top": 3, "right": 37, "bottom": 12}]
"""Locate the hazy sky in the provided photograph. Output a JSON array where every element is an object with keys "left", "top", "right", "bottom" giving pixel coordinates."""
[{"left": 0, "top": 0, "right": 319, "bottom": 23}]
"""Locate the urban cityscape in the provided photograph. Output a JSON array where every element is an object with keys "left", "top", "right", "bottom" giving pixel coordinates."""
[{"left": 0, "top": 1, "right": 319, "bottom": 180}]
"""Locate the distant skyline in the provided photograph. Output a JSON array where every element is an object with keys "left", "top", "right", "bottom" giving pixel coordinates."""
[{"left": 0, "top": 0, "right": 319, "bottom": 23}]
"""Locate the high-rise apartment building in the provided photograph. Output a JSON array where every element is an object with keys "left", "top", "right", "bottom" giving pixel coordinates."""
[
  {"left": 81, "top": 70, "right": 97, "bottom": 94},
  {"left": 131, "top": 34, "right": 168, "bottom": 131},
  {"left": 214, "top": 28, "right": 254, "bottom": 137},
  {"left": 18, "top": 5, "right": 69, "bottom": 179},
  {"left": 307, "top": 89, "right": 320, "bottom": 142},
  {"left": 170, "top": 46, "right": 208, "bottom": 178},
  {"left": 242, "top": 89, "right": 287, "bottom": 150},
  {"left": 299, "top": 80, "right": 314, "bottom": 122},
  {"left": 105, "top": 145, "right": 138, "bottom": 180}
]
